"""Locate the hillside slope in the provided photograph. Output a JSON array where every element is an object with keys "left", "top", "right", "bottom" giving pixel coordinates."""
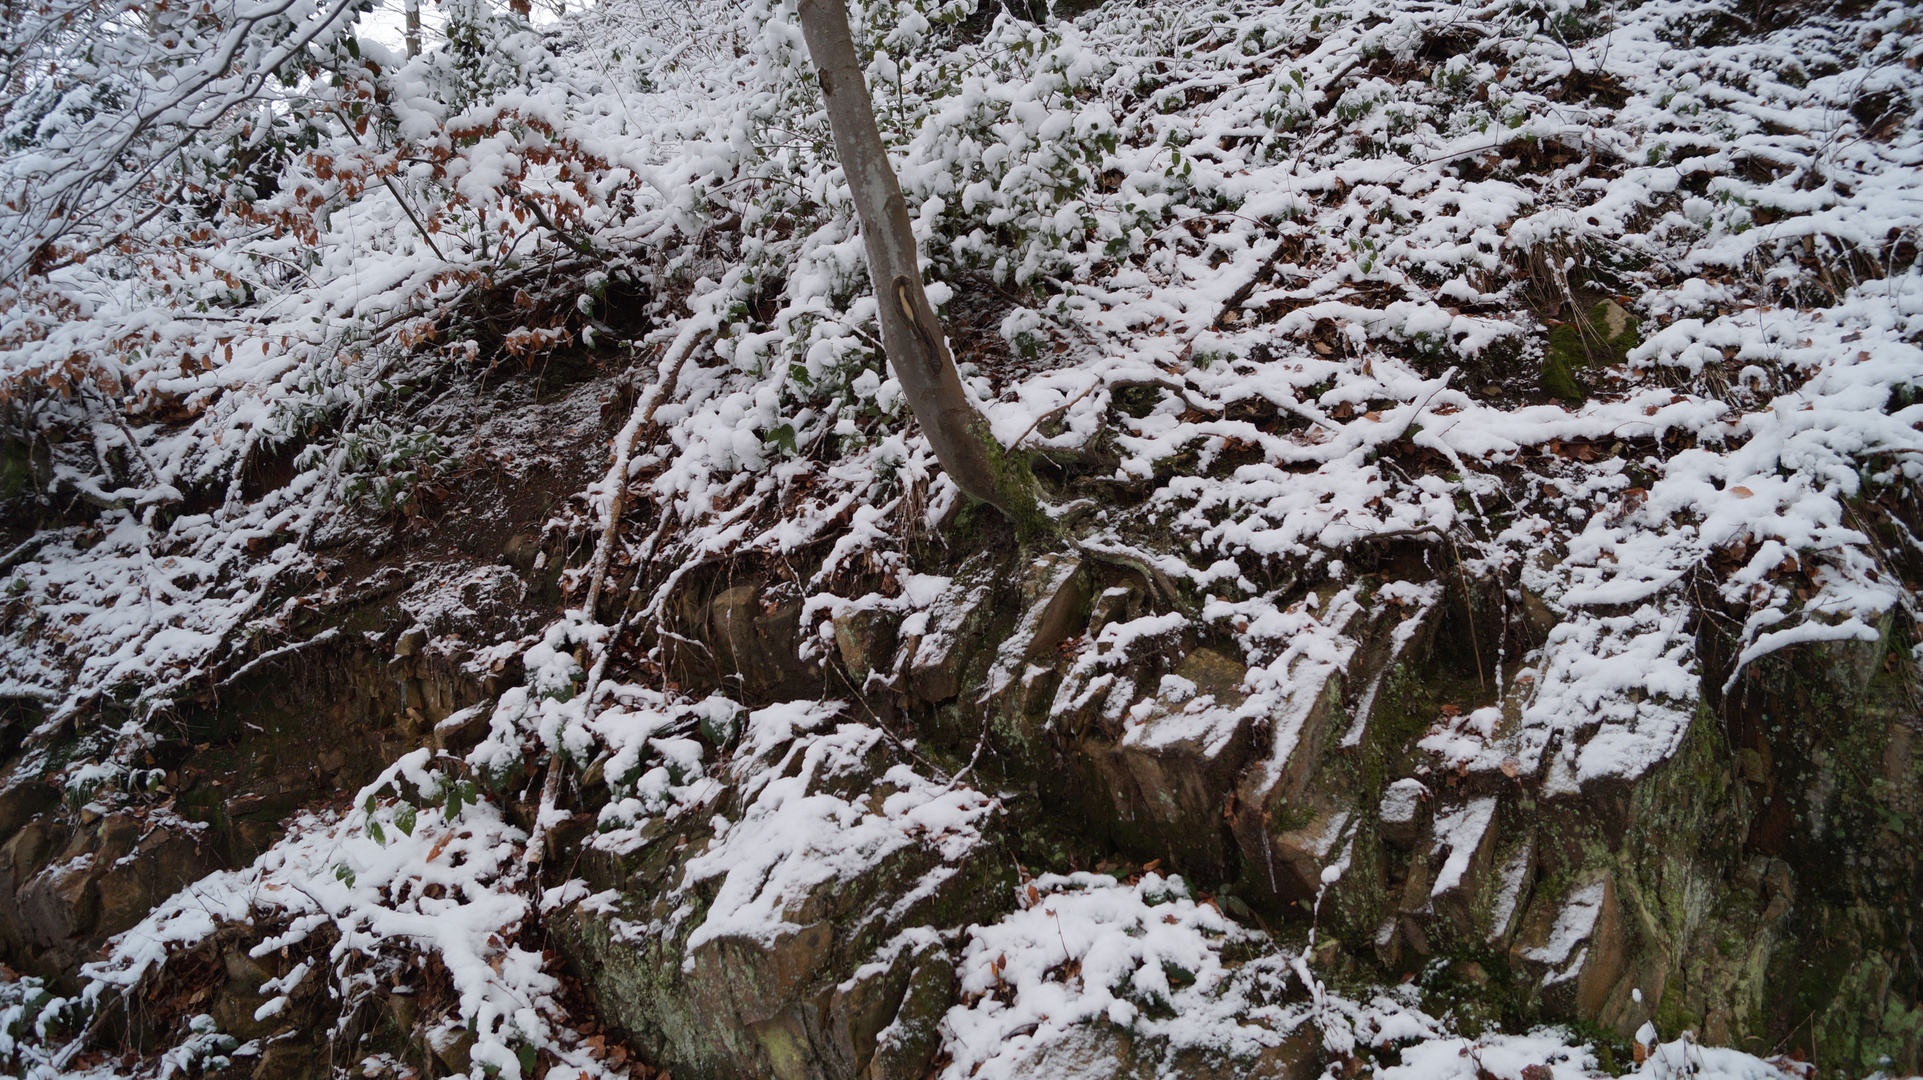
[{"left": 2, "top": 0, "right": 1921, "bottom": 1077}]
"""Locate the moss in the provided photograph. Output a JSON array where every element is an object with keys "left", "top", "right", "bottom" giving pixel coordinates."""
[
  {"left": 1541, "top": 301, "right": 1642, "bottom": 402},
  {"left": 973, "top": 421, "right": 1054, "bottom": 543},
  {"left": 1111, "top": 385, "right": 1162, "bottom": 418},
  {"left": 1542, "top": 336, "right": 1586, "bottom": 401},
  {"left": 0, "top": 438, "right": 33, "bottom": 502}
]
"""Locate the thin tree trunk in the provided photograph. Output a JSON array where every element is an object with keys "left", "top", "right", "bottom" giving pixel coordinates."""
[
  {"left": 795, "top": 0, "right": 1017, "bottom": 516},
  {"left": 404, "top": 0, "right": 421, "bottom": 57}
]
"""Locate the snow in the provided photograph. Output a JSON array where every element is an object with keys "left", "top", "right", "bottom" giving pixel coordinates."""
[
  {"left": 940, "top": 871, "right": 1307, "bottom": 1080},
  {"left": 1522, "top": 880, "right": 1608, "bottom": 972},
  {"left": 1380, "top": 778, "right": 1429, "bottom": 830},
  {"left": 72, "top": 750, "right": 593, "bottom": 1080},
  {"left": 679, "top": 702, "right": 996, "bottom": 955},
  {"left": 1428, "top": 797, "right": 1498, "bottom": 899},
  {"left": 4, "top": 0, "right": 1921, "bottom": 1073}
]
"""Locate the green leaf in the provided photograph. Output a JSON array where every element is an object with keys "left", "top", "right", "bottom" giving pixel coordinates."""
[{"left": 395, "top": 804, "right": 417, "bottom": 837}]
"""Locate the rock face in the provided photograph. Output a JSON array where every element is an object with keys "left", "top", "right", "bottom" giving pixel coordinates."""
[
  {"left": 551, "top": 864, "right": 992, "bottom": 1080},
  {"left": 3, "top": 509, "right": 1918, "bottom": 1080},
  {"left": 6, "top": 0, "right": 1923, "bottom": 1074},
  {"left": 520, "top": 535, "right": 1915, "bottom": 1078},
  {"left": 0, "top": 369, "right": 1917, "bottom": 1080},
  {"left": 9, "top": 525, "right": 1915, "bottom": 1078}
]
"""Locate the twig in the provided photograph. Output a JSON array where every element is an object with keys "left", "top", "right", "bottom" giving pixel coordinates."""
[
  {"left": 332, "top": 109, "right": 447, "bottom": 262},
  {"left": 517, "top": 196, "right": 597, "bottom": 257},
  {"left": 1011, "top": 377, "right": 1105, "bottom": 450},
  {"left": 0, "top": 534, "right": 49, "bottom": 575},
  {"left": 1450, "top": 536, "right": 1487, "bottom": 692},
  {"left": 216, "top": 628, "right": 342, "bottom": 687},
  {"left": 581, "top": 322, "right": 714, "bottom": 618}
]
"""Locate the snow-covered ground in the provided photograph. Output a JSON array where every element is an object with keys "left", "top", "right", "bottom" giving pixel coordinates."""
[{"left": 3, "top": 0, "right": 1921, "bottom": 1075}]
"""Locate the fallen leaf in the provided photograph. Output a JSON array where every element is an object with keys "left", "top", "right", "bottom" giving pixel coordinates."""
[{"left": 1730, "top": 486, "right": 1755, "bottom": 498}]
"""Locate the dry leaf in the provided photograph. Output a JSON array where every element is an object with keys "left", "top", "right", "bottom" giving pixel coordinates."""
[{"left": 1730, "top": 486, "right": 1755, "bottom": 498}]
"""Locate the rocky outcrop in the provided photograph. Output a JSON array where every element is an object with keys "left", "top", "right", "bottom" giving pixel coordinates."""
[
  {"left": 518, "top": 532, "right": 1918, "bottom": 1078},
  {"left": 5, "top": 513, "right": 1918, "bottom": 1079}
]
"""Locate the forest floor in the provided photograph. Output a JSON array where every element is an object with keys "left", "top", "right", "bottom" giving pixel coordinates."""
[{"left": 3, "top": 0, "right": 1921, "bottom": 1077}]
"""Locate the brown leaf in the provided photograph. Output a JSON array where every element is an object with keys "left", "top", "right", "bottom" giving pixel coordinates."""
[{"left": 1729, "top": 485, "right": 1755, "bottom": 498}]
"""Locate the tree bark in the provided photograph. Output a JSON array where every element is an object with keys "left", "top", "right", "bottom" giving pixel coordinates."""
[
  {"left": 405, "top": 0, "right": 421, "bottom": 57},
  {"left": 795, "top": 0, "right": 1014, "bottom": 514}
]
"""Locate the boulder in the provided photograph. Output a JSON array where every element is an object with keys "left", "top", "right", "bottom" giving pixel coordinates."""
[
  {"left": 17, "top": 854, "right": 98, "bottom": 948},
  {"left": 833, "top": 606, "right": 899, "bottom": 683},
  {"left": 905, "top": 553, "right": 1001, "bottom": 703},
  {"left": 859, "top": 945, "right": 953, "bottom": 1080},
  {"left": 548, "top": 734, "right": 1009, "bottom": 1080},
  {"left": 1377, "top": 779, "right": 1428, "bottom": 849},
  {"left": 1004, "top": 1020, "right": 1321, "bottom": 1080},
  {"left": 1078, "top": 646, "right": 1261, "bottom": 881},
  {"left": 981, "top": 552, "right": 1090, "bottom": 722},
  {"left": 1509, "top": 874, "right": 1626, "bottom": 1018},
  {"left": 96, "top": 826, "right": 217, "bottom": 939},
  {"left": 0, "top": 778, "right": 55, "bottom": 844}
]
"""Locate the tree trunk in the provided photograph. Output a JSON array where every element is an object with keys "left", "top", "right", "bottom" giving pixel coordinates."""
[
  {"left": 404, "top": 0, "right": 421, "bottom": 57},
  {"left": 795, "top": 0, "right": 1017, "bottom": 515}
]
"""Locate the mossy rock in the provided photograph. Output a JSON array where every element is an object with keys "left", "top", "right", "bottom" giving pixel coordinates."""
[{"left": 1541, "top": 300, "right": 1640, "bottom": 402}]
